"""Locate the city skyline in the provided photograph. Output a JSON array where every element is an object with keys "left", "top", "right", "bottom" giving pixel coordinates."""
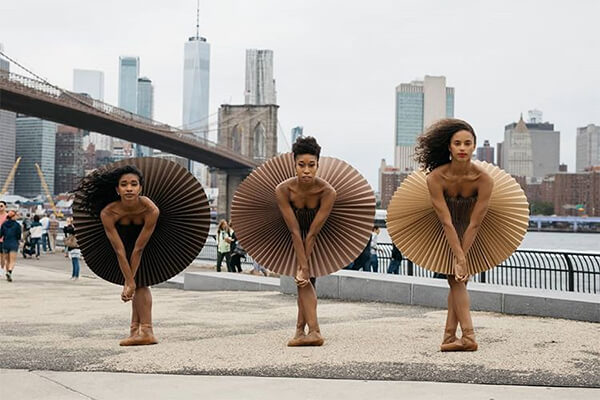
[{"left": 1, "top": 1, "right": 599, "bottom": 190}]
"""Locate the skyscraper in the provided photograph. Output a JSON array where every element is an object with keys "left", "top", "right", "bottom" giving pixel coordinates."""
[
  {"left": 182, "top": 9, "right": 211, "bottom": 186},
  {"left": 118, "top": 56, "right": 139, "bottom": 113},
  {"left": 503, "top": 112, "right": 560, "bottom": 179},
  {"left": 394, "top": 76, "right": 454, "bottom": 171},
  {"left": 15, "top": 115, "right": 56, "bottom": 197},
  {"left": 0, "top": 44, "right": 16, "bottom": 195},
  {"left": 576, "top": 124, "right": 600, "bottom": 172},
  {"left": 118, "top": 56, "right": 139, "bottom": 160},
  {"left": 73, "top": 69, "right": 110, "bottom": 151},
  {"left": 182, "top": 34, "right": 210, "bottom": 137},
  {"left": 291, "top": 126, "right": 303, "bottom": 144},
  {"left": 136, "top": 77, "right": 154, "bottom": 157},
  {"left": 502, "top": 115, "right": 533, "bottom": 178},
  {"left": 245, "top": 49, "right": 276, "bottom": 105},
  {"left": 476, "top": 140, "right": 494, "bottom": 164}
]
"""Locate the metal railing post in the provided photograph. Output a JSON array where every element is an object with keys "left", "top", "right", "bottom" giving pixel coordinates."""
[
  {"left": 407, "top": 259, "right": 414, "bottom": 276},
  {"left": 563, "top": 254, "right": 575, "bottom": 292}
]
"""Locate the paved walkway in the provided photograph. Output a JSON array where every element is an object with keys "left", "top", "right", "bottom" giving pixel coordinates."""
[
  {"left": 2, "top": 369, "right": 598, "bottom": 400},
  {"left": 0, "top": 254, "right": 598, "bottom": 396}
]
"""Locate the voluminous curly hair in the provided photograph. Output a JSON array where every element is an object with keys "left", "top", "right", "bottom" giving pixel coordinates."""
[
  {"left": 292, "top": 136, "right": 321, "bottom": 160},
  {"left": 74, "top": 165, "right": 144, "bottom": 218},
  {"left": 414, "top": 118, "right": 476, "bottom": 172}
]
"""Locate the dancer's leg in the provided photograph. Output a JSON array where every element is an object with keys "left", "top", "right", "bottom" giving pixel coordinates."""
[
  {"left": 133, "top": 287, "right": 158, "bottom": 345},
  {"left": 119, "top": 289, "right": 141, "bottom": 346},
  {"left": 441, "top": 278, "right": 477, "bottom": 351}
]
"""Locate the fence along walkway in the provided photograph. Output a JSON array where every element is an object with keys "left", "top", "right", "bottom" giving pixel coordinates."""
[{"left": 196, "top": 240, "right": 600, "bottom": 294}]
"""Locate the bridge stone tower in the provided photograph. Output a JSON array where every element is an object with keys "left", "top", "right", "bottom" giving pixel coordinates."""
[{"left": 216, "top": 104, "right": 278, "bottom": 220}]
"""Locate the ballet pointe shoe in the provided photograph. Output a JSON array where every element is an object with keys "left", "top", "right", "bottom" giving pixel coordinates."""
[
  {"left": 299, "top": 330, "right": 324, "bottom": 346},
  {"left": 441, "top": 328, "right": 457, "bottom": 346},
  {"left": 119, "top": 323, "right": 140, "bottom": 346},
  {"left": 133, "top": 323, "right": 158, "bottom": 345},
  {"left": 440, "top": 328, "right": 478, "bottom": 352},
  {"left": 287, "top": 328, "right": 306, "bottom": 347}
]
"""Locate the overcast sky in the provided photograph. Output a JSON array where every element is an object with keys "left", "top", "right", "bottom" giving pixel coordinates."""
[{"left": 2, "top": 0, "right": 599, "bottom": 190}]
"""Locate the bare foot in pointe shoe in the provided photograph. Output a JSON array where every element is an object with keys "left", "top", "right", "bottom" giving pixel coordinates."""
[
  {"left": 119, "top": 323, "right": 140, "bottom": 346},
  {"left": 298, "top": 330, "right": 324, "bottom": 346},
  {"left": 441, "top": 329, "right": 457, "bottom": 348},
  {"left": 287, "top": 328, "right": 306, "bottom": 346},
  {"left": 440, "top": 329, "right": 477, "bottom": 352},
  {"left": 131, "top": 324, "right": 158, "bottom": 345}
]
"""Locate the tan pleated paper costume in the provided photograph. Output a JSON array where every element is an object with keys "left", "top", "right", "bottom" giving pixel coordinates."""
[
  {"left": 231, "top": 153, "right": 376, "bottom": 277},
  {"left": 387, "top": 161, "right": 529, "bottom": 275},
  {"left": 73, "top": 157, "right": 211, "bottom": 287}
]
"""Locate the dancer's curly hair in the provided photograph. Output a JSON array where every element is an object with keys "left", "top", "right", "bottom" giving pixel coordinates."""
[
  {"left": 414, "top": 118, "right": 476, "bottom": 172},
  {"left": 74, "top": 165, "right": 144, "bottom": 218},
  {"left": 292, "top": 136, "right": 321, "bottom": 160}
]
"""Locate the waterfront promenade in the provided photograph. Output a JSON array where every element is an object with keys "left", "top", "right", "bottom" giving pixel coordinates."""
[{"left": 0, "top": 254, "right": 599, "bottom": 399}]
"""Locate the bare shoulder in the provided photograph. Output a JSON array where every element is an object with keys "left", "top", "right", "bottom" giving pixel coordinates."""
[
  {"left": 426, "top": 166, "right": 445, "bottom": 186},
  {"left": 316, "top": 177, "right": 336, "bottom": 197},
  {"left": 100, "top": 201, "right": 120, "bottom": 223},
  {"left": 275, "top": 178, "right": 294, "bottom": 195},
  {"left": 140, "top": 196, "right": 159, "bottom": 215},
  {"left": 471, "top": 164, "right": 493, "bottom": 188}
]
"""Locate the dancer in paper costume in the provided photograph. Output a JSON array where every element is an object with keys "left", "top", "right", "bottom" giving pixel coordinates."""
[
  {"left": 387, "top": 119, "right": 528, "bottom": 351},
  {"left": 231, "top": 137, "right": 375, "bottom": 346},
  {"left": 74, "top": 158, "right": 210, "bottom": 346}
]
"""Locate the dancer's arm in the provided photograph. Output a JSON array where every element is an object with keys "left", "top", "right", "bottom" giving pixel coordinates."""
[
  {"left": 276, "top": 182, "right": 310, "bottom": 286},
  {"left": 460, "top": 174, "right": 493, "bottom": 256},
  {"left": 426, "top": 174, "right": 467, "bottom": 279},
  {"left": 130, "top": 200, "right": 159, "bottom": 277},
  {"left": 304, "top": 186, "right": 336, "bottom": 262},
  {"left": 100, "top": 208, "right": 135, "bottom": 301}
]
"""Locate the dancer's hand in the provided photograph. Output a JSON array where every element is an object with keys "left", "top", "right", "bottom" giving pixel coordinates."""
[
  {"left": 453, "top": 257, "right": 469, "bottom": 283},
  {"left": 295, "top": 267, "right": 310, "bottom": 288},
  {"left": 122, "top": 280, "right": 136, "bottom": 302}
]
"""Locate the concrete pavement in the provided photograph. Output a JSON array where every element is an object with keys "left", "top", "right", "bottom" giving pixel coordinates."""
[
  {"left": 1, "top": 369, "right": 598, "bottom": 400},
  {"left": 0, "top": 253, "right": 599, "bottom": 398}
]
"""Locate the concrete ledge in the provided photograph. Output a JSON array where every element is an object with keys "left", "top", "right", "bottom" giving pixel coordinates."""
[
  {"left": 184, "top": 271, "right": 280, "bottom": 292},
  {"left": 280, "top": 270, "right": 600, "bottom": 322},
  {"left": 154, "top": 273, "right": 184, "bottom": 289}
]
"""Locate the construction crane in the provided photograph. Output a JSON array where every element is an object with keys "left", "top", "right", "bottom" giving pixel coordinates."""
[
  {"left": 1, "top": 157, "right": 22, "bottom": 196},
  {"left": 34, "top": 163, "right": 63, "bottom": 218}
]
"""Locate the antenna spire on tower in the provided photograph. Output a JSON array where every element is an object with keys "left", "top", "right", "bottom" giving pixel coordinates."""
[{"left": 196, "top": 0, "right": 200, "bottom": 39}]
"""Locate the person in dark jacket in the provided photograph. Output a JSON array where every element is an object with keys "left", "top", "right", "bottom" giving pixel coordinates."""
[
  {"left": 0, "top": 210, "right": 22, "bottom": 282},
  {"left": 387, "top": 244, "right": 403, "bottom": 274}
]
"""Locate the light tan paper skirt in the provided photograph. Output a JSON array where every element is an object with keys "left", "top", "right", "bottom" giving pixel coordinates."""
[{"left": 387, "top": 161, "right": 529, "bottom": 275}]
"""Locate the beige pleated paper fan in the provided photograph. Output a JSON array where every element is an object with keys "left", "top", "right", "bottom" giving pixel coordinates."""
[
  {"left": 73, "top": 157, "right": 210, "bottom": 287},
  {"left": 231, "top": 153, "right": 376, "bottom": 277},
  {"left": 387, "top": 161, "right": 529, "bottom": 275}
]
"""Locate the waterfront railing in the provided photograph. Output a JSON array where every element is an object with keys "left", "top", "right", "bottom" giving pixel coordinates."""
[{"left": 196, "top": 241, "right": 600, "bottom": 294}]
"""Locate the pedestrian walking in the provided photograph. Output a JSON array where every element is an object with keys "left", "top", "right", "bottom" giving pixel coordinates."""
[
  {"left": 216, "top": 219, "right": 232, "bottom": 272},
  {"left": 29, "top": 215, "right": 43, "bottom": 259},
  {"left": 365, "top": 226, "right": 380, "bottom": 272},
  {"left": 48, "top": 213, "right": 59, "bottom": 254},
  {"left": 228, "top": 221, "right": 243, "bottom": 273},
  {"left": 63, "top": 217, "right": 80, "bottom": 279},
  {"left": 386, "top": 244, "right": 403, "bottom": 274},
  {"left": 0, "top": 201, "right": 7, "bottom": 276},
  {"left": 0, "top": 210, "right": 22, "bottom": 282},
  {"left": 40, "top": 214, "right": 51, "bottom": 252}
]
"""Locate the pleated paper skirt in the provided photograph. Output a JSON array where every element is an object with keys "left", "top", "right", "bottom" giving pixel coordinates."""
[
  {"left": 73, "top": 157, "right": 210, "bottom": 287},
  {"left": 386, "top": 161, "right": 529, "bottom": 275},
  {"left": 231, "top": 153, "right": 376, "bottom": 277}
]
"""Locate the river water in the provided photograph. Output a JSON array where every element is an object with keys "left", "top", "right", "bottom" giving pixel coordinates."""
[{"left": 378, "top": 229, "right": 599, "bottom": 253}]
